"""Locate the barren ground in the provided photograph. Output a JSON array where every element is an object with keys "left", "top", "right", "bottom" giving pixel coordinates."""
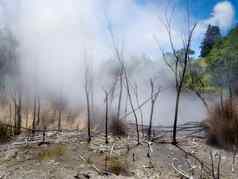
[{"left": 0, "top": 127, "right": 237, "bottom": 179}]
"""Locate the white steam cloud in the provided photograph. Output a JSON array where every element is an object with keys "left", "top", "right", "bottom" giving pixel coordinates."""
[{"left": 0, "top": 0, "right": 232, "bottom": 125}]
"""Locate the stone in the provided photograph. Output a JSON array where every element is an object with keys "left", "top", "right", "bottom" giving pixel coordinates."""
[{"left": 4, "top": 149, "right": 17, "bottom": 161}]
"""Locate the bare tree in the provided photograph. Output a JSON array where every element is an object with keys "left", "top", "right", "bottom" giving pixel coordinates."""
[
  {"left": 148, "top": 79, "right": 159, "bottom": 140},
  {"left": 160, "top": 1, "right": 197, "bottom": 144},
  {"left": 36, "top": 95, "right": 41, "bottom": 126},
  {"left": 32, "top": 95, "right": 37, "bottom": 134},
  {"left": 104, "top": 89, "right": 109, "bottom": 144},
  {"left": 85, "top": 65, "right": 92, "bottom": 143},
  {"left": 117, "top": 67, "right": 123, "bottom": 122},
  {"left": 108, "top": 24, "right": 140, "bottom": 144},
  {"left": 15, "top": 91, "right": 22, "bottom": 135},
  {"left": 133, "top": 83, "right": 145, "bottom": 137}
]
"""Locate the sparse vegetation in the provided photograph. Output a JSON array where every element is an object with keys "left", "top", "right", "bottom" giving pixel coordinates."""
[
  {"left": 109, "top": 118, "right": 128, "bottom": 137},
  {"left": 0, "top": 123, "right": 13, "bottom": 143},
  {"left": 38, "top": 144, "right": 66, "bottom": 161},
  {"left": 106, "top": 156, "right": 130, "bottom": 176},
  {"left": 205, "top": 99, "right": 238, "bottom": 149}
]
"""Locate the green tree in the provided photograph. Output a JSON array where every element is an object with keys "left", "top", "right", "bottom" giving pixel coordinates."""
[
  {"left": 200, "top": 25, "right": 221, "bottom": 57},
  {"left": 206, "top": 27, "right": 238, "bottom": 97}
]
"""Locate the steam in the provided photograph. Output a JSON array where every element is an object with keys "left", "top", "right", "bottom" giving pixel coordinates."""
[{"left": 0, "top": 0, "right": 229, "bottom": 125}]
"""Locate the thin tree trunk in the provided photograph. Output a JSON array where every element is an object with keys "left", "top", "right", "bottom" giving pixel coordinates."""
[
  {"left": 25, "top": 108, "right": 29, "bottom": 128},
  {"left": 134, "top": 84, "right": 144, "bottom": 137},
  {"left": 124, "top": 76, "right": 140, "bottom": 144},
  {"left": 172, "top": 86, "right": 182, "bottom": 144},
  {"left": 32, "top": 95, "right": 37, "bottom": 134},
  {"left": 86, "top": 89, "right": 91, "bottom": 143},
  {"left": 117, "top": 69, "right": 123, "bottom": 121},
  {"left": 195, "top": 91, "right": 209, "bottom": 112},
  {"left": 58, "top": 110, "right": 62, "bottom": 131},
  {"left": 9, "top": 103, "right": 12, "bottom": 124},
  {"left": 36, "top": 96, "right": 41, "bottom": 126},
  {"left": 108, "top": 27, "right": 140, "bottom": 144},
  {"left": 105, "top": 90, "right": 109, "bottom": 144},
  {"left": 13, "top": 97, "right": 17, "bottom": 134},
  {"left": 148, "top": 80, "right": 154, "bottom": 140},
  {"left": 16, "top": 94, "right": 22, "bottom": 135}
]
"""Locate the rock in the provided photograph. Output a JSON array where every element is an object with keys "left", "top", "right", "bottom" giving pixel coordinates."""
[
  {"left": 78, "top": 170, "right": 98, "bottom": 179},
  {"left": 0, "top": 169, "right": 7, "bottom": 179},
  {"left": 4, "top": 149, "right": 17, "bottom": 161}
]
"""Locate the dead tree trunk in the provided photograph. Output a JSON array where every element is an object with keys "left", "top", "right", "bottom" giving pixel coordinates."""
[
  {"left": 25, "top": 108, "right": 29, "bottom": 128},
  {"left": 104, "top": 90, "right": 109, "bottom": 144},
  {"left": 160, "top": 1, "right": 197, "bottom": 144},
  {"left": 108, "top": 27, "right": 140, "bottom": 144},
  {"left": 13, "top": 96, "right": 17, "bottom": 134},
  {"left": 85, "top": 66, "right": 91, "bottom": 143},
  {"left": 15, "top": 93, "right": 22, "bottom": 135},
  {"left": 36, "top": 96, "right": 41, "bottom": 126},
  {"left": 58, "top": 110, "right": 62, "bottom": 131},
  {"left": 117, "top": 68, "right": 123, "bottom": 121},
  {"left": 9, "top": 103, "right": 12, "bottom": 125},
  {"left": 86, "top": 88, "right": 91, "bottom": 143},
  {"left": 134, "top": 84, "right": 144, "bottom": 137},
  {"left": 32, "top": 95, "right": 37, "bottom": 134},
  {"left": 148, "top": 79, "right": 159, "bottom": 140}
]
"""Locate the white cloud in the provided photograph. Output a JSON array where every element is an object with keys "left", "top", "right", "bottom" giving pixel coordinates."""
[{"left": 204, "top": 1, "right": 235, "bottom": 31}]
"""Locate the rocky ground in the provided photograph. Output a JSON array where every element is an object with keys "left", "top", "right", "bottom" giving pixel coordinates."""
[{"left": 0, "top": 128, "right": 237, "bottom": 179}]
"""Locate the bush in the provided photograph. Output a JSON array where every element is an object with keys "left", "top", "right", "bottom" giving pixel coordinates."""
[
  {"left": 106, "top": 156, "right": 129, "bottom": 176},
  {"left": 109, "top": 119, "right": 128, "bottom": 137},
  {"left": 205, "top": 99, "right": 238, "bottom": 150},
  {"left": 0, "top": 123, "right": 13, "bottom": 143}
]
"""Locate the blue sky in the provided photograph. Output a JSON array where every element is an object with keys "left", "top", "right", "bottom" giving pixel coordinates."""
[
  {"left": 112, "top": 0, "right": 238, "bottom": 57},
  {"left": 137, "top": 0, "right": 238, "bottom": 22}
]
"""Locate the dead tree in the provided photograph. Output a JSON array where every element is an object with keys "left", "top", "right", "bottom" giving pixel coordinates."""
[
  {"left": 16, "top": 94, "right": 22, "bottom": 134},
  {"left": 160, "top": 2, "right": 197, "bottom": 144},
  {"left": 85, "top": 65, "right": 92, "bottom": 143},
  {"left": 25, "top": 108, "right": 29, "bottom": 128},
  {"left": 36, "top": 96, "right": 41, "bottom": 126},
  {"left": 56, "top": 90, "right": 65, "bottom": 132},
  {"left": 32, "top": 95, "right": 37, "bottom": 134},
  {"left": 108, "top": 25, "right": 140, "bottom": 144},
  {"left": 58, "top": 109, "right": 62, "bottom": 131},
  {"left": 148, "top": 79, "right": 159, "bottom": 140},
  {"left": 104, "top": 90, "right": 109, "bottom": 144},
  {"left": 9, "top": 102, "right": 12, "bottom": 125},
  {"left": 117, "top": 67, "right": 123, "bottom": 121},
  {"left": 133, "top": 83, "right": 145, "bottom": 137}
]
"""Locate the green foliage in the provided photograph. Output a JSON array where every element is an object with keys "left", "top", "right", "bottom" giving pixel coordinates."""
[
  {"left": 184, "top": 58, "right": 215, "bottom": 93},
  {"left": 200, "top": 24, "right": 221, "bottom": 57},
  {"left": 206, "top": 27, "right": 238, "bottom": 89}
]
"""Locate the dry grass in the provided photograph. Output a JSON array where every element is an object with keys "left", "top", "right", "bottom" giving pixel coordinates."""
[
  {"left": 205, "top": 99, "right": 238, "bottom": 150},
  {"left": 106, "top": 156, "right": 130, "bottom": 176},
  {"left": 38, "top": 144, "right": 66, "bottom": 161}
]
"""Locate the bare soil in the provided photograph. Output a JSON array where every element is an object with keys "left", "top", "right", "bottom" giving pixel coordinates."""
[{"left": 0, "top": 128, "right": 237, "bottom": 179}]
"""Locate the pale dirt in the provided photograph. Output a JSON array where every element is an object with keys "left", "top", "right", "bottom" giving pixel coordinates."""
[{"left": 0, "top": 129, "right": 237, "bottom": 179}]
